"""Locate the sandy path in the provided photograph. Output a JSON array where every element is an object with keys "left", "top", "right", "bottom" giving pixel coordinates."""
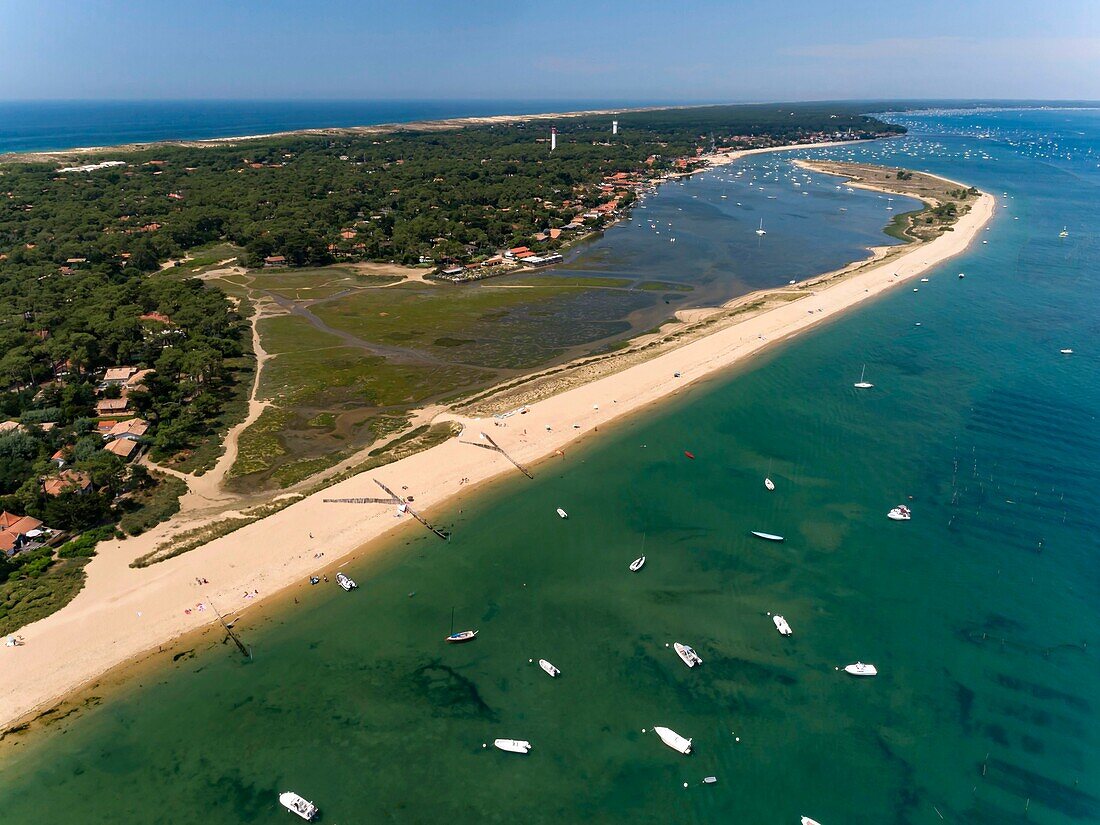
[{"left": 0, "top": 182, "right": 994, "bottom": 731}]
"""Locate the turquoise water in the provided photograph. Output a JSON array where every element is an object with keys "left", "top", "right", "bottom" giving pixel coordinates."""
[{"left": 1, "top": 110, "right": 1098, "bottom": 823}]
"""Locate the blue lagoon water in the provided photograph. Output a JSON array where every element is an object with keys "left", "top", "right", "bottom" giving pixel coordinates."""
[{"left": 0, "top": 109, "right": 1097, "bottom": 824}]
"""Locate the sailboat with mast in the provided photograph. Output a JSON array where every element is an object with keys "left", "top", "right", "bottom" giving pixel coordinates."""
[
  {"left": 755, "top": 219, "right": 767, "bottom": 236},
  {"left": 853, "top": 365, "right": 873, "bottom": 389},
  {"left": 444, "top": 607, "right": 477, "bottom": 643}
]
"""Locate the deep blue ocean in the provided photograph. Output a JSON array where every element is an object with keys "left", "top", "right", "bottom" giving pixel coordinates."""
[
  {"left": 0, "top": 107, "right": 1097, "bottom": 824},
  {"left": 0, "top": 99, "right": 670, "bottom": 154}
]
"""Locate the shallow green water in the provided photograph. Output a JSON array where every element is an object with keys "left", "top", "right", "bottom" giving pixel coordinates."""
[{"left": 1, "top": 110, "right": 1097, "bottom": 824}]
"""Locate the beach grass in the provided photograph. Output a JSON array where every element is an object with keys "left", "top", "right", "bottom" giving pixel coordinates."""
[
  {"left": 117, "top": 474, "right": 189, "bottom": 536},
  {"left": 0, "top": 556, "right": 89, "bottom": 638}
]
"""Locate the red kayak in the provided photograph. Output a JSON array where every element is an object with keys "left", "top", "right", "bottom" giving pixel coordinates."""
[{"left": 684, "top": 451, "right": 696, "bottom": 460}]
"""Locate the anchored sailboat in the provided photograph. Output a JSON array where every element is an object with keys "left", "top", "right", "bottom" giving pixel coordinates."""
[{"left": 853, "top": 365, "right": 873, "bottom": 389}]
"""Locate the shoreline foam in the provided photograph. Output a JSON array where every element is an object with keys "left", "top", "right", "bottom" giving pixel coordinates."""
[{"left": 0, "top": 144, "right": 994, "bottom": 736}]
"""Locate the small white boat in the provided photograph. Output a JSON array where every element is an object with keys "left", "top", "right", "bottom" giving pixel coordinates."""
[
  {"left": 703, "top": 775, "right": 718, "bottom": 784},
  {"left": 802, "top": 817, "right": 823, "bottom": 825},
  {"left": 751, "top": 531, "right": 785, "bottom": 542},
  {"left": 853, "top": 365, "right": 873, "bottom": 389},
  {"left": 755, "top": 219, "right": 767, "bottom": 236},
  {"left": 279, "top": 791, "right": 319, "bottom": 821},
  {"left": 654, "top": 725, "right": 692, "bottom": 754},
  {"left": 1060, "top": 348, "right": 1074, "bottom": 355},
  {"left": 336, "top": 572, "right": 357, "bottom": 591},
  {"left": 556, "top": 508, "right": 568, "bottom": 519},
  {"left": 629, "top": 556, "right": 646, "bottom": 572},
  {"left": 772, "top": 615, "right": 793, "bottom": 636},
  {"left": 887, "top": 505, "right": 911, "bottom": 521},
  {"left": 538, "top": 658, "right": 560, "bottom": 677},
  {"left": 445, "top": 630, "right": 478, "bottom": 643},
  {"left": 494, "top": 738, "right": 532, "bottom": 754},
  {"left": 844, "top": 662, "right": 878, "bottom": 677},
  {"left": 674, "top": 642, "right": 703, "bottom": 668},
  {"left": 1059, "top": 226, "right": 1068, "bottom": 238},
  {"left": 764, "top": 477, "right": 775, "bottom": 491}
]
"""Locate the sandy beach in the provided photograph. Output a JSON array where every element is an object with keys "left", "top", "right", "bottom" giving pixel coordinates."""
[{"left": 0, "top": 152, "right": 995, "bottom": 735}]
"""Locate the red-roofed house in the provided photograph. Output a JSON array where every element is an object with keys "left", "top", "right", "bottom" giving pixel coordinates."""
[
  {"left": 95, "top": 397, "right": 130, "bottom": 416},
  {"left": 105, "top": 418, "right": 148, "bottom": 440},
  {"left": 42, "top": 470, "right": 92, "bottom": 497},
  {"left": 0, "top": 511, "right": 44, "bottom": 556},
  {"left": 104, "top": 438, "right": 139, "bottom": 460}
]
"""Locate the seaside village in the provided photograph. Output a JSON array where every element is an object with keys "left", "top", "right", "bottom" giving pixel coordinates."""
[
  {"left": 261, "top": 124, "right": 865, "bottom": 283},
  {"left": 1, "top": 363, "right": 155, "bottom": 565}
]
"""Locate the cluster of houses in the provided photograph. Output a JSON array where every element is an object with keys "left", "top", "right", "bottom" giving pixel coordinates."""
[
  {"left": 0, "top": 510, "right": 54, "bottom": 557},
  {"left": 92, "top": 365, "right": 152, "bottom": 418}
]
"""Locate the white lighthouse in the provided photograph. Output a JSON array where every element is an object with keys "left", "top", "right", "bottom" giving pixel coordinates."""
[
  {"left": 550, "top": 127, "right": 557, "bottom": 152},
  {"left": 612, "top": 120, "right": 619, "bottom": 136}
]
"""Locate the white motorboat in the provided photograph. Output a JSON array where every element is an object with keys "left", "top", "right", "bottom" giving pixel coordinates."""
[
  {"left": 751, "top": 531, "right": 785, "bottom": 542},
  {"left": 674, "top": 642, "right": 703, "bottom": 668},
  {"left": 844, "top": 662, "right": 878, "bottom": 677},
  {"left": 1059, "top": 226, "right": 1068, "bottom": 238},
  {"left": 772, "top": 615, "right": 793, "bottom": 636},
  {"left": 538, "top": 658, "right": 560, "bottom": 677},
  {"left": 445, "top": 630, "right": 478, "bottom": 643},
  {"left": 755, "top": 219, "right": 767, "bottom": 236},
  {"left": 494, "top": 738, "right": 532, "bottom": 754},
  {"left": 802, "top": 818, "right": 823, "bottom": 825},
  {"left": 629, "top": 555, "right": 646, "bottom": 572},
  {"left": 853, "top": 364, "right": 873, "bottom": 389},
  {"left": 1060, "top": 348, "right": 1074, "bottom": 354},
  {"left": 279, "top": 791, "right": 319, "bottom": 821},
  {"left": 653, "top": 725, "right": 692, "bottom": 754},
  {"left": 336, "top": 572, "right": 357, "bottom": 591},
  {"left": 764, "top": 477, "right": 775, "bottom": 491},
  {"left": 887, "top": 505, "right": 911, "bottom": 521},
  {"left": 556, "top": 507, "right": 568, "bottom": 519}
]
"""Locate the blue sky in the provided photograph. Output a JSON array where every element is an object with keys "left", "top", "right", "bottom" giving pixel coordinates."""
[{"left": 1, "top": 0, "right": 1097, "bottom": 101}]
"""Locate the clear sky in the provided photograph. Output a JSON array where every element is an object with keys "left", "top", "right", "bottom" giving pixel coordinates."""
[{"left": 1, "top": 0, "right": 1097, "bottom": 101}]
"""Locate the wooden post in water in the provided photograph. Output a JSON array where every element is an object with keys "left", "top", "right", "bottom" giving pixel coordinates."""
[{"left": 213, "top": 604, "right": 251, "bottom": 660}]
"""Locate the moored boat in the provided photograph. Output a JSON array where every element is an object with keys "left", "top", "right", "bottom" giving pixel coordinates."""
[
  {"left": 279, "top": 791, "right": 319, "bottom": 821},
  {"left": 538, "top": 658, "right": 560, "bottom": 677},
  {"left": 684, "top": 450, "right": 696, "bottom": 460},
  {"left": 629, "top": 555, "right": 646, "bottom": 572},
  {"left": 887, "top": 505, "right": 911, "bottom": 521},
  {"left": 853, "top": 364, "right": 874, "bottom": 389},
  {"left": 802, "top": 818, "right": 823, "bottom": 825},
  {"left": 653, "top": 725, "right": 692, "bottom": 754},
  {"left": 1060, "top": 348, "right": 1074, "bottom": 354},
  {"left": 751, "top": 531, "right": 785, "bottom": 542},
  {"left": 772, "top": 614, "right": 793, "bottom": 636},
  {"left": 445, "top": 630, "right": 478, "bottom": 643},
  {"left": 556, "top": 507, "right": 568, "bottom": 519},
  {"left": 494, "top": 738, "right": 532, "bottom": 754},
  {"left": 336, "top": 572, "right": 356, "bottom": 591},
  {"left": 844, "top": 662, "right": 878, "bottom": 677},
  {"left": 674, "top": 642, "right": 703, "bottom": 668},
  {"left": 764, "top": 477, "right": 775, "bottom": 491}
]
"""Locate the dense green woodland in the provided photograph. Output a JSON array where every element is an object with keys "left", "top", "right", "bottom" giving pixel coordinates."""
[{"left": 0, "top": 104, "right": 900, "bottom": 630}]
